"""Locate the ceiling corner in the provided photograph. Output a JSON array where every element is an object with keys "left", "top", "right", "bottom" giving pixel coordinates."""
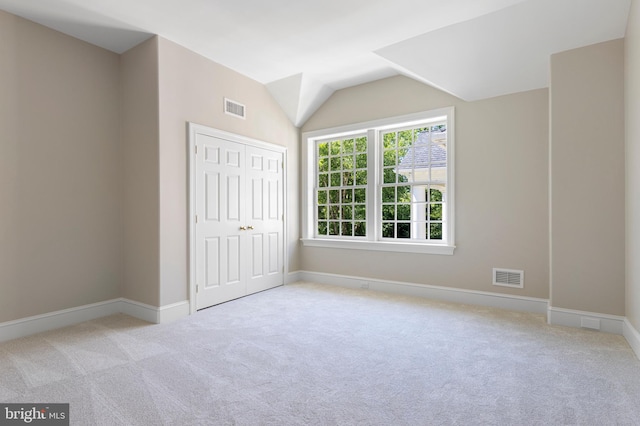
[{"left": 267, "top": 74, "right": 335, "bottom": 127}]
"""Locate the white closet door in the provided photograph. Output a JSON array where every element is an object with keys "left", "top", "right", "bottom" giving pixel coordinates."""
[
  {"left": 245, "top": 145, "right": 284, "bottom": 294},
  {"left": 193, "top": 128, "right": 285, "bottom": 310},
  {"left": 195, "top": 134, "right": 247, "bottom": 309}
]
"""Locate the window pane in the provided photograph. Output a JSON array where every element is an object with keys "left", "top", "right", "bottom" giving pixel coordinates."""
[
  {"left": 330, "top": 173, "right": 341, "bottom": 187},
  {"left": 342, "top": 205, "right": 353, "bottom": 220},
  {"left": 330, "top": 157, "right": 341, "bottom": 171},
  {"left": 354, "top": 222, "right": 366, "bottom": 236},
  {"left": 382, "top": 187, "right": 395, "bottom": 202},
  {"left": 383, "top": 132, "right": 396, "bottom": 149},
  {"left": 329, "top": 205, "right": 340, "bottom": 219},
  {"left": 397, "top": 186, "right": 411, "bottom": 202},
  {"left": 356, "top": 137, "right": 367, "bottom": 152},
  {"left": 382, "top": 223, "right": 394, "bottom": 238},
  {"left": 429, "top": 188, "right": 443, "bottom": 202},
  {"left": 329, "top": 222, "right": 340, "bottom": 235},
  {"left": 415, "top": 128, "right": 429, "bottom": 144},
  {"left": 342, "top": 171, "right": 353, "bottom": 186},
  {"left": 383, "top": 167, "right": 396, "bottom": 184},
  {"left": 318, "top": 206, "right": 327, "bottom": 220},
  {"left": 430, "top": 203, "right": 442, "bottom": 220},
  {"left": 354, "top": 205, "right": 366, "bottom": 220},
  {"left": 318, "top": 222, "right": 327, "bottom": 235},
  {"left": 318, "top": 142, "right": 329, "bottom": 156},
  {"left": 356, "top": 154, "right": 367, "bottom": 168},
  {"left": 431, "top": 144, "right": 447, "bottom": 180},
  {"left": 397, "top": 204, "right": 410, "bottom": 220},
  {"left": 397, "top": 223, "right": 411, "bottom": 238},
  {"left": 398, "top": 130, "right": 413, "bottom": 148},
  {"left": 329, "top": 190, "right": 339, "bottom": 204},
  {"left": 319, "top": 174, "right": 328, "bottom": 187},
  {"left": 317, "top": 190, "right": 327, "bottom": 204},
  {"left": 354, "top": 188, "right": 366, "bottom": 203},
  {"left": 382, "top": 204, "right": 395, "bottom": 220},
  {"left": 330, "top": 141, "right": 341, "bottom": 155},
  {"left": 383, "top": 150, "right": 396, "bottom": 167},
  {"left": 341, "top": 222, "right": 353, "bottom": 236},
  {"left": 430, "top": 223, "right": 443, "bottom": 240},
  {"left": 342, "top": 139, "right": 354, "bottom": 153},
  {"left": 342, "top": 189, "right": 353, "bottom": 203},
  {"left": 342, "top": 155, "right": 353, "bottom": 170},
  {"left": 318, "top": 157, "right": 328, "bottom": 172}
]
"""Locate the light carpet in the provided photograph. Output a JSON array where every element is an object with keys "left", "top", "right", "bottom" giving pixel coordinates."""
[{"left": 1, "top": 282, "right": 639, "bottom": 425}]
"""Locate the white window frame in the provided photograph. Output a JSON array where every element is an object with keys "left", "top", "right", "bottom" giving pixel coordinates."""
[{"left": 301, "top": 107, "right": 455, "bottom": 255}]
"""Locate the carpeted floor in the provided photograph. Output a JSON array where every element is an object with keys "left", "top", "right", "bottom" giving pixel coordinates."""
[{"left": 1, "top": 282, "right": 639, "bottom": 425}]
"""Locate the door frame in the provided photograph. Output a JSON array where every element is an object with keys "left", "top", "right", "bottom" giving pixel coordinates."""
[{"left": 187, "top": 122, "right": 288, "bottom": 314}]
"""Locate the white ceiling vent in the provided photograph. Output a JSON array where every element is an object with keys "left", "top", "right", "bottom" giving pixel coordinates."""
[
  {"left": 493, "top": 268, "right": 524, "bottom": 289},
  {"left": 224, "top": 98, "right": 246, "bottom": 119}
]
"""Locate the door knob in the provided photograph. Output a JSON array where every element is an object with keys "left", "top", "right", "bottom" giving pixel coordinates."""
[
  {"left": 239, "top": 226, "right": 247, "bottom": 230},
  {"left": 247, "top": 226, "right": 254, "bottom": 230}
]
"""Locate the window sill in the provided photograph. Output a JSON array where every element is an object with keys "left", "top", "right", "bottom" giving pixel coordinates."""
[{"left": 300, "top": 238, "right": 456, "bottom": 255}]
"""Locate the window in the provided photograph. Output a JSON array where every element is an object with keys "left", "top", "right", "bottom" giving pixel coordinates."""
[
  {"left": 315, "top": 134, "right": 368, "bottom": 238},
  {"left": 302, "top": 108, "right": 455, "bottom": 255},
  {"left": 380, "top": 124, "right": 448, "bottom": 242}
]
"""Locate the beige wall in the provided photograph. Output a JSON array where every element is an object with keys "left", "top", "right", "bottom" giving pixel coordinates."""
[
  {"left": 156, "top": 38, "right": 300, "bottom": 305},
  {"left": 120, "top": 37, "right": 160, "bottom": 306},
  {"left": 626, "top": 0, "right": 640, "bottom": 330},
  {"left": 2, "top": 5, "right": 634, "bottom": 327},
  {"left": 302, "top": 77, "right": 550, "bottom": 299},
  {"left": 0, "top": 11, "right": 122, "bottom": 322},
  {"left": 550, "top": 39, "right": 626, "bottom": 316}
]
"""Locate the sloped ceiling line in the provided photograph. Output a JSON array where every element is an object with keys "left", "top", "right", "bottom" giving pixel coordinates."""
[{"left": 0, "top": 0, "right": 631, "bottom": 127}]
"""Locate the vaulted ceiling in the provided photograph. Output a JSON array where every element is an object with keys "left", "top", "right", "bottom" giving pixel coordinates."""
[{"left": 0, "top": 0, "right": 631, "bottom": 126}]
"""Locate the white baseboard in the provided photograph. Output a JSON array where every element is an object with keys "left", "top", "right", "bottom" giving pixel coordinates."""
[
  {"left": 295, "top": 270, "right": 549, "bottom": 315},
  {"left": 0, "top": 298, "right": 190, "bottom": 342},
  {"left": 0, "top": 299, "right": 122, "bottom": 342},
  {"left": 158, "top": 300, "right": 190, "bottom": 323},
  {"left": 286, "top": 271, "right": 303, "bottom": 284},
  {"left": 624, "top": 319, "right": 640, "bottom": 360},
  {"left": 547, "top": 306, "right": 625, "bottom": 334},
  {"left": 119, "top": 299, "right": 161, "bottom": 324}
]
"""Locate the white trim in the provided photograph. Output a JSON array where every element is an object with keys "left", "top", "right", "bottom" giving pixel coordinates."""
[
  {"left": 295, "top": 271, "right": 548, "bottom": 314},
  {"left": 623, "top": 319, "right": 640, "bottom": 360},
  {"left": 119, "top": 299, "right": 160, "bottom": 324},
  {"left": 300, "top": 238, "right": 455, "bottom": 255},
  {"left": 0, "top": 299, "right": 190, "bottom": 342},
  {"left": 547, "top": 306, "right": 625, "bottom": 334},
  {"left": 187, "top": 122, "right": 288, "bottom": 315},
  {"left": 159, "top": 300, "right": 191, "bottom": 323},
  {"left": 302, "top": 108, "right": 454, "bottom": 140},
  {"left": 286, "top": 271, "right": 303, "bottom": 284},
  {"left": 0, "top": 299, "right": 121, "bottom": 343},
  {"left": 119, "top": 299, "right": 190, "bottom": 324}
]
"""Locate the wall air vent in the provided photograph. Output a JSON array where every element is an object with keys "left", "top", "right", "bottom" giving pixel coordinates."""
[
  {"left": 224, "top": 98, "right": 246, "bottom": 119},
  {"left": 492, "top": 268, "right": 524, "bottom": 288}
]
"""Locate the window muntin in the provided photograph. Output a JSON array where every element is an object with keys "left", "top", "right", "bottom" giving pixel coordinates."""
[
  {"left": 380, "top": 123, "right": 447, "bottom": 241},
  {"left": 315, "top": 134, "right": 368, "bottom": 238}
]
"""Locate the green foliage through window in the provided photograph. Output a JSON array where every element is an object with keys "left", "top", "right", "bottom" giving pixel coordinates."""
[
  {"left": 312, "top": 116, "right": 449, "bottom": 245},
  {"left": 316, "top": 134, "right": 368, "bottom": 238},
  {"left": 379, "top": 123, "right": 447, "bottom": 241}
]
